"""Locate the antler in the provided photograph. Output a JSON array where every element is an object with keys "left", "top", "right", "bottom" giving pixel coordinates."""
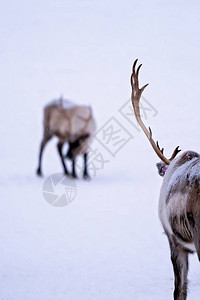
[{"left": 130, "top": 59, "right": 181, "bottom": 165}]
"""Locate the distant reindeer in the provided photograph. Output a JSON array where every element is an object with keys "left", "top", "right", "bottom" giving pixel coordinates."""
[
  {"left": 36, "top": 97, "right": 96, "bottom": 179},
  {"left": 130, "top": 59, "right": 200, "bottom": 300}
]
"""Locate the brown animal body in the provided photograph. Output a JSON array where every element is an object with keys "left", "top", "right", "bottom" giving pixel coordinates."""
[
  {"left": 36, "top": 98, "right": 96, "bottom": 178},
  {"left": 130, "top": 60, "right": 200, "bottom": 299}
]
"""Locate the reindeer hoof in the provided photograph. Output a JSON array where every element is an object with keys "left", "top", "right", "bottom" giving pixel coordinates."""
[
  {"left": 36, "top": 168, "right": 42, "bottom": 176},
  {"left": 71, "top": 173, "right": 78, "bottom": 179},
  {"left": 66, "top": 173, "right": 77, "bottom": 179},
  {"left": 83, "top": 174, "right": 90, "bottom": 181},
  {"left": 64, "top": 171, "right": 70, "bottom": 177}
]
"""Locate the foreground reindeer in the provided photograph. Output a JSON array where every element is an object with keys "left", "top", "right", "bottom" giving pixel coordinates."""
[
  {"left": 131, "top": 59, "right": 200, "bottom": 300},
  {"left": 36, "top": 98, "right": 96, "bottom": 179}
]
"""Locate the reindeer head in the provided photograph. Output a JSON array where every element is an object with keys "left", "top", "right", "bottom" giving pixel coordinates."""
[
  {"left": 66, "top": 133, "right": 90, "bottom": 159},
  {"left": 156, "top": 162, "right": 168, "bottom": 177}
]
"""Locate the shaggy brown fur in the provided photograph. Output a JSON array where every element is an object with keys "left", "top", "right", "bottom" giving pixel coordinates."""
[{"left": 36, "top": 98, "right": 96, "bottom": 178}]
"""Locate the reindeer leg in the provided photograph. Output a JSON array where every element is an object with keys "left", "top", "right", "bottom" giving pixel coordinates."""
[
  {"left": 57, "top": 141, "right": 69, "bottom": 175},
  {"left": 71, "top": 158, "right": 77, "bottom": 178},
  {"left": 83, "top": 153, "right": 90, "bottom": 180},
  {"left": 168, "top": 237, "right": 188, "bottom": 300},
  {"left": 36, "top": 134, "right": 52, "bottom": 176}
]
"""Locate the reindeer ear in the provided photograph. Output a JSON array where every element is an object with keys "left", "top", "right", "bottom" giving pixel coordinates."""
[{"left": 156, "top": 162, "right": 168, "bottom": 177}]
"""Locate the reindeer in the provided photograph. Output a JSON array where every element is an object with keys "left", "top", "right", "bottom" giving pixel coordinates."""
[
  {"left": 36, "top": 97, "right": 96, "bottom": 179},
  {"left": 130, "top": 59, "right": 200, "bottom": 300}
]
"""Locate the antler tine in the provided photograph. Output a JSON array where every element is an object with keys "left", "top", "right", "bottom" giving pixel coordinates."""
[
  {"left": 156, "top": 141, "right": 164, "bottom": 154},
  {"left": 131, "top": 59, "right": 138, "bottom": 92},
  {"left": 130, "top": 59, "right": 181, "bottom": 165},
  {"left": 132, "top": 59, "right": 138, "bottom": 74},
  {"left": 148, "top": 126, "right": 170, "bottom": 164},
  {"left": 132, "top": 61, "right": 143, "bottom": 92},
  {"left": 169, "top": 146, "right": 181, "bottom": 161},
  {"left": 136, "top": 63, "right": 142, "bottom": 76}
]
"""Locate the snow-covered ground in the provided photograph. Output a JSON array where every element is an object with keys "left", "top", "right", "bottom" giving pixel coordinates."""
[{"left": 1, "top": 1, "right": 200, "bottom": 299}]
